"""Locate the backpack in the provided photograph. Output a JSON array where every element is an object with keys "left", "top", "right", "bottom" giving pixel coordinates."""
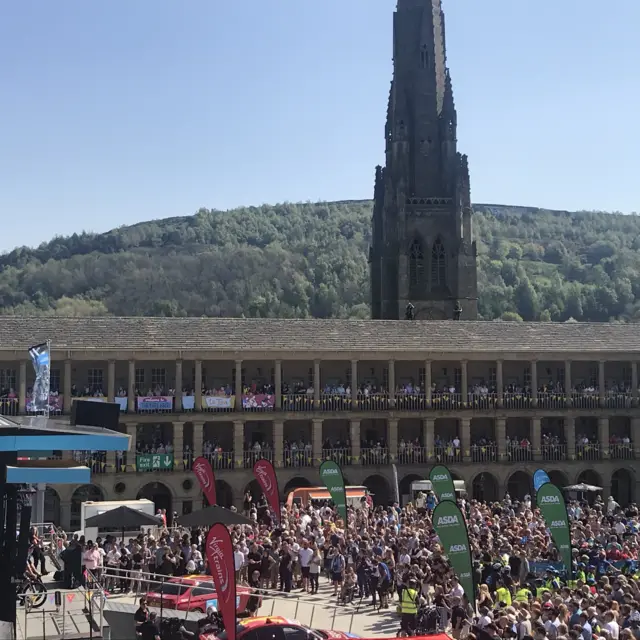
[{"left": 331, "top": 554, "right": 344, "bottom": 573}]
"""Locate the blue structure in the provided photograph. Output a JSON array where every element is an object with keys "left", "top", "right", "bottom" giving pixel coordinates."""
[{"left": 0, "top": 414, "right": 129, "bottom": 638}]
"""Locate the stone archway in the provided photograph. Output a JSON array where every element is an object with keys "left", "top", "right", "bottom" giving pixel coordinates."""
[
  {"left": 215, "top": 480, "right": 234, "bottom": 509},
  {"left": 44, "top": 487, "right": 61, "bottom": 526},
  {"left": 548, "top": 470, "right": 569, "bottom": 489},
  {"left": 245, "top": 480, "right": 262, "bottom": 502},
  {"left": 612, "top": 468, "right": 635, "bottom": 506},
  {"left": 137, "top": 482, "right": 173, "bottom": 524},
  {"left": 507, "top": 471, "right": 532, "bottom": 500},
  {"left": 576, "top": 469, "right": 602, "bottom": 486},
  {"left": 399, "top": 474, "right": 424, "bottom": 504},
  {"left": 363, "top": 474, "right": 392, "bottom": 506},
  {"left": 283, "top": 476, "right": 314, "bottom": 500},
  {"left": 472, "top": 472, "right": 499, "bottom": 503},
  {"left": 70, "top": 484, "right": 104, "bottom": 531}
]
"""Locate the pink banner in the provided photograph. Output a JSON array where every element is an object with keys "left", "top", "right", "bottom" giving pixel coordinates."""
[
  {"left": 241, "top": 393, "right": 275, "bottom": 409},
  {"left": 193, "top": 456, "right": 217, "bottom": 506},
  {"left": 206, "top": 524, "right": 236, "bottom": 640},
  {"left": 253, "top": 459, "right": 280, "bottom": 524}
]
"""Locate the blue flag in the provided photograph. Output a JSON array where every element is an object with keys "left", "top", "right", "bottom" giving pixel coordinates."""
[{"left": 533, "top": 469, "right": 551, "bottom": 492}]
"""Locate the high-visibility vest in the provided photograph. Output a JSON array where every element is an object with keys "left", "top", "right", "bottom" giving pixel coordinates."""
[
  {"left": 496, "top": 587, "right": 512, "bottom": 606},
  {"left": 515, "top": 588, "right": 531, "bottom": 602},
  {"left": 401, "top": 588, "right": 418, "bottom": 615}
]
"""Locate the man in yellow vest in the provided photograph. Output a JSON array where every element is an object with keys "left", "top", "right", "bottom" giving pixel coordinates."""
[
  {"left": 514, "top": 585, "right": 532, "bottom": 603},
  {"left": 400, "top": 577, "right": 419, "bottom": 635},
  {"left": 495, "top": 579, "right": 512, "bottom": 607}
]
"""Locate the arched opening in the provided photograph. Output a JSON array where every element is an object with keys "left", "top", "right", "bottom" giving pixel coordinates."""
[
  {"left": 431, "top": 238, "right": 446, "bottom": 289},
  {"left": 215, "top": 480, "right": 233, "bottom": 509},
  {"left": 70, "top": 484, "right": 104, "bottom": 531},
  {"left": 507, "top": 471, "right": 532, "bottom": 501},
  {"left": 548, "top": 470, "right": 569, "bottom": 490},
  {"left": 364, "top": 474, "right": 392, "bottom": 506},
  {"left": 409, "top": 239, "right": 425, "bottom": 288},
  {"left": 137, "top": 482, "right": 172, "bottom": 524},
  {"left": 472, "top": 472, "right": 499, "bottom": 503},
  {"left": 399, "top": 474, "right": 424, "bottom": 505},
  {"left": 283, "top": 477, "right": 314, "bottom": 500},
  {"left": 44, "top": 487, "right": 61, "bottom": 526},
  {"left": 576, "top": 469, "right": 602, "bottom": 486},
  {"left": 612, "top": 469, "right": 635, "bottom": 506},
  {"left": 244, "top": 480, "right": 262, "bottom": 502}
]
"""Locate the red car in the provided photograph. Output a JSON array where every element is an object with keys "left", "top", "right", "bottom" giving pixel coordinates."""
[
  {"left": 146, "top": 575, "right": 254, "bottom": 614},
  {"left": 201, "top": 616, "right": 361, "bottom": 640}
]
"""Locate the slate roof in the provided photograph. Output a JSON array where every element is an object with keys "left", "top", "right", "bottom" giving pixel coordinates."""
[{"left": 0, "top": 316, "right": 638, "bottom": 356}]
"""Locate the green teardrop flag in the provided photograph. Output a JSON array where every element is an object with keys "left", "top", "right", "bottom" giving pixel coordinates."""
[
  {"left": 536, "top": 482, "right": 572, "bottom": 580},
  {"left": 429, "top": 465, "right": 456, "bottom": 502},
  {"left": 320, "top": 460, "right": 347, "bottom": 525},
  {"left": 432, "top": 500, "right": 475, "bottom": 608}
]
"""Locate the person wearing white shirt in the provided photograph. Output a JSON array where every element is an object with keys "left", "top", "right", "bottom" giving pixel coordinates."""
[
  {"left": 298, "top": 540, "right": 314, "bottom": 592},
  {"left": 604, "top": 612, "right": 619, "bottom": 640},
  {"left": 234, "top": 547, "right": 245, "bottom": 582}
]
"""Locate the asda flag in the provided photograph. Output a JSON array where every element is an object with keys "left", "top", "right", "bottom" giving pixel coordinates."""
[
  {"left": 320, "top": 460, "right": 348, "bottom": 524},
  {"left": 429, "top": 465, "right": 456, "bottom": 502},
  {"left": 536, "top": 482, "right": 573, "bottom": 580},
  {"left": 432, "top": 500, "right": 475, "bottom": 606}
]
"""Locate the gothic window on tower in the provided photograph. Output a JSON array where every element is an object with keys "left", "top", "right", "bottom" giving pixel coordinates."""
[
  {"left": 420, "top": 45, "right": 429, "bottom": 69},
  {"left": 431, "top": 238, "right": 447, "bottom": 288},
  {"left": 409, "top": 238, "right": 425, "bottom": 288}
]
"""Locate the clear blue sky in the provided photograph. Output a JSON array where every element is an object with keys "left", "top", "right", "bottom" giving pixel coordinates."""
[{"left": 1, "top": 0, "right": 638, "bottom": 253}]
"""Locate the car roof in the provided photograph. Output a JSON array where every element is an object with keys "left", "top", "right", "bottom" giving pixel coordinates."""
[{"left": 240, "top": 617, "right": 297, "bottom": 629}]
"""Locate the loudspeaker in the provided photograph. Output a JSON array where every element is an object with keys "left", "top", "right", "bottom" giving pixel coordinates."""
[{"left": 70, "top": 400, "right": 120, "bottom": 432}]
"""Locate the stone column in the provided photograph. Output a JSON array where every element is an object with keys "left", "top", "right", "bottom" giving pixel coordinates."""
[
  {"left": 388, "top": 360, "right": 396, "bottom": 408},
  {"left": 64, "top": 359, "right": 72, "bottom": 413},
  {"left": 106, "top": 448, "right": 116, "bottom": 473},
  {"left": 273, "top": 420, "right": 284, "bottom": 468},
  {"left": 235, "top": 360, "right": 243, "bottom": 412},
  {"left": 495, "top": 418, "right": 506, "bottom": 461},
  {"left": 18, "top": 360, "right": 27, "bottom": 414},
  {"left": 425, "top": 360, "right": 432, "bottom": 406},
  {"left": 423, "top": 418, "right": 435, "bottom": 461},
  {"left": 274, "top": 360, "right": 282, "bottom": 410},
  {"left": 496, "top": 360, "right": 504, "bottom": 408},
  {"left": 193, "top": 421, "right": 204, "bottom": 456},
  {"left": 598, "top": 361, "right": 606, "bottom": 408},
  {"left": 598, "top": 417, "right": 610, "bottom": 459},
  {"left": 312, "top": 418, "right": 323, "bottom": 465},
  {"left": 632, "top": 418, "right": 640, "bottom": 458},
  {"left": 107, "top": 360, "right": 116, "bottom": 402},
  {"left": 530, "top": 360, "right": 538, "bottom": 407},
  {"left": 233, "top": 420, "right": 245, "bottom": 468},
  {"left": 313, "top": 360, "right": 321, "bottom": 408},
  {"left": 461, "top": 361, "right": 468, "bottom": 406},
  {"left": 175, "top": 360, "right": 183, "bottom": 412},
  {"left": 387, "top": 419, "right": 398, "bottom": 461},
  {"left": 460, "top": 418, "right": 471, "bottom": 462},
  {"left": 351, "top": 360, "right": 358, "bottom": 408},
  {"left": 127, "top": 423, "right": 138, "bottom": 471},
  {"left": 632, "top": 362, "right": 638, "bottom": 408},
  {"left": 173, "top": 422, "right": 184, "bottom": 470},
  {"left": 60, "top": 502, "right": 72, "bottom": 532},
  {"left": 565, "top": 361, "right": 572, "bottom": 407},
  {"left": 531, "top": 417, "right": 542, "bottom": 461},
  {"left": 565, "top": 416, "right": 576, "bottom": 459},
  {"left": 350, "top": 419, "right": 361, "bottom": 462},
  {"left": 128, "top": 360, "right": 136, "bottom": 413},
  {"left": 194, "top": 360, "right": 203, "bottom": 411}
]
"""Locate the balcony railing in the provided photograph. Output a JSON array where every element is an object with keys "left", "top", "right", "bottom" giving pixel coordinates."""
[
  {"left": 357, "top": 394, "right": 391, "bottom": 411},
  {"left": 284, "top": 448, "right": 313, "bottom": 467},
  {"left": 471, "top": 444, "right": 498, "bottom": 463},
  {"left": 0, "top": 398, "right": 18, "bottom": 416},
  {"left": 244, "top": 449, "right": 273, "bottom": 468},
  {"left": 322, "top": 448, "right": 352, "bottom": 465},
  {"left": 541, "top": 444, "right": 567, "bottom": 461},
  {"left": 431, "top": 392, "right": 463, "bottom": 410},
  {"left": 394, "top": 394, "right": 428, "bottom": 411},
  {"left": 433, "top": 445, "right": 462, "bottom": 463},
  {"left": 572, "top": 393, "right": 600, "bottom": 410},
  {"left": 502, "top": 393, "right": 532, "bottom": 410},
  {"left": 609, "top": 443, "right": 635, "bottom": 460},
  {"left": 396, "top": 446, "right": 427, "bottom": 465},
  {"left": 204, "top": 450, "right": 235, "bottom": 470},
  {"left": 467, "top": 393, "right": 498, "bottom": 410},
  {"left": 507, "top": 444, "right": 533, "bottom": 462},
  {"left": 575, "top": 443, "right": 601, "bottom": 461},
  {"left": 319, "top": 394, "right": 352, "bottom": 412},
  {"left": 605, "top": 393, "right": 632, "bottom": 409},
  {"left": 360, "top": 447, "right": 389, "bottom": 465},
  {"left": 537, "top": 393, "right": 567, "bottom": 409},
  {"left": 282, "top": 394, "right": 315, "bottom": 412}
]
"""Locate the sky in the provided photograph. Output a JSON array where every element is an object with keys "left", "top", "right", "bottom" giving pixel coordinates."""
[{"left": 1, "top": 0, "right": 639, "bottom": 253}]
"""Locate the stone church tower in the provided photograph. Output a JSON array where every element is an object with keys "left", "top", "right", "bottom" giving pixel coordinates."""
[{"left": 370, "top": 0, "right": 478, "bottom": 320}]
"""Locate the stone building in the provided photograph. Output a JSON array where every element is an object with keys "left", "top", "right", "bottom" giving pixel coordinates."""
[
  {"left": 0, "top": 316, "right": 638, "bottom": 530},
  {"left": 370, "top": 0, "right": 478, "bottom": 321}
]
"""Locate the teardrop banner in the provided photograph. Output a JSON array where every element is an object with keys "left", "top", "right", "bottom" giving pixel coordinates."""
[
  {"left": 432, "top": 500, "right": 476, "bottom": 609},
  {"left": 536, "top": 482, "right": 573, "bottom": 581},
  {"left": 319, "top": 460, "right": 348, "bottom": 525},
  {"left": 193, "top": 456, "right": 217, "bottom": 506},
  {"left": 206, "top": 524, "right": 237, "bottom": 640},
  {"left": 533, "top": 469, "right": 551, "bottom": 493},
  {"left": 429, "top": 465, "right": 456, "bottom": 502},
  {"left": 253, "top": 459, "right": 280, "bottom": 524}
]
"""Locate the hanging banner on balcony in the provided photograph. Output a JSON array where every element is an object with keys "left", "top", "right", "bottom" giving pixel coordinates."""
[
  {"left": 206, "top": 524, "right": 237, "bottom": 640},
  {"left": 319, "top": 460, "right": 347, "bottom": 525},
  {"left": 242, "top": 393, "right": 274, "bottom": 409},
  {"left": 193, "top": 456, "right": 217, "bottom": 506},
  {"left": 429, "top": 465, "right": 456, "bottom": 502},
  {"left": 137, "top": 453, "right": 174, "bottom": 471},
  {"left": 136, "top": 396, "right": 173, "bottom": 411},
  {"left": 533, "top": 469, "right": 551, "bottom": 492},
  {"left": 432, "top": 500, "right": 475, "bottom": 609},
  {"left": 536, "top": 482, "right": 572, "bottom": 581},
  {"left": 202, "top": 395, "right": 236, "bottom": 409},
  {"left": 182, "top": 395, "right": 195, "bottom": 410},
  {"left": 253, "top": 458, "right": 280, "bottom": 524},
  {"left": 28, "top": 342, "right": 51, "bottom": 414},
  {"left": 26, "top": 394, "right": 63, "bottom": 413}
]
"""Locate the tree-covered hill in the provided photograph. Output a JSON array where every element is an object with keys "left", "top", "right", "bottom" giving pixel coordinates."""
[{"left": 1, "top": 201, "right": 640, "bottom": 322}]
